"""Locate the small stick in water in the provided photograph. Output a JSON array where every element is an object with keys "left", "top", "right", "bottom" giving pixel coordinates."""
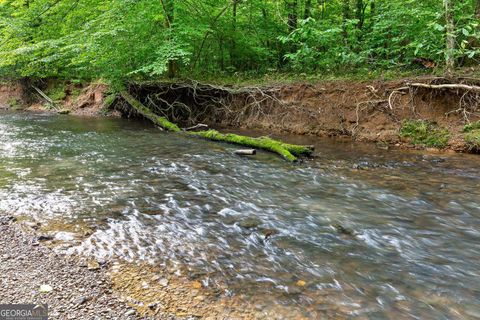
[{"left": 234, "top": 149, "right": 257, "bottom": 156}]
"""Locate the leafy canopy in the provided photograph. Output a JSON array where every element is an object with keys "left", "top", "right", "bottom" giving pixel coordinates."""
[{"left": 0, "top": 0, "right": 479, "bottom": 82}]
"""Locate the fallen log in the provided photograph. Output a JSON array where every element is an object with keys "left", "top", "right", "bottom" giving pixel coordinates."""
[
  {"left": 120, "top": 91, "right": 181, "bottom": 132},
  {"left": 189, "top": 130, "right": 313, "bottom": 162},
  {"left": 119, "top": 92, "right": 314, "bottom": 162},
  {"left": 32, "top": 85, "right": 57, "bottom": 108}
]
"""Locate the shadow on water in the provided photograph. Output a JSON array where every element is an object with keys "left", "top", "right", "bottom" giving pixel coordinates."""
[{"left": 1, "top": 111, "right": 480, "bottom": 318}]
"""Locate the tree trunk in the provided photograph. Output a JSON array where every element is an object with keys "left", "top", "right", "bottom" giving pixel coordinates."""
[
  {"left": 230, "top": 0, "right": 238, "bottom": 67},
  {"left": 304, "top": 0, "right": 312, "bottom": 19},
  {"left": 356, "top": 0, "right": 365, "bottom": 29},
  {"left": 342, "top": 0, "right": 350, "bottom": 43},
  {"left": 286, "top": 0, "right": 298, "bottom": 33},
  {"left": 190, "top": 130, "right": 314, "bottom": 162},
  {"left": 444, "top": 0, "right": 455, "bottom": 74},
  {"left": 161, "top": 0, "right": 177, "bottom": 78},
  {"left": 120, "top": 91, "right": 181, "bottom": 132}
]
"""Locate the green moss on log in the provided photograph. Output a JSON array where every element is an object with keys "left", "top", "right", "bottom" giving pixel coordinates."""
[
  {"left": 120, "top": 91, "right": 181, "bottom": 132},
  {"left": 188, "top": 130, "right": 313, "bottom": 162},
  {"left": 256, "top": 137, "right": 314, "bottom": 156},
  {"left": 118, "top": 91, "right": 313, "bottom": 162}
]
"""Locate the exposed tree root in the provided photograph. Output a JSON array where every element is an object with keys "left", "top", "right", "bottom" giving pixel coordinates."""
[
  {"left": 188, "top": 130, "right": 313, "bottom": 162},
  {"left": 406, "top": 82, "right": 480, "bottom": 93},
  {"left": 120, "top": 91, "right": 181, "bottom": 132},
  {"left": 398, "top": 79, "right": 480, "bottom": 122},
  {"left": 117, "top": 90, "right": 313, "bottom": 162},
  {"left": 129, "top": 80, "right": 285, "bottom": 127}
]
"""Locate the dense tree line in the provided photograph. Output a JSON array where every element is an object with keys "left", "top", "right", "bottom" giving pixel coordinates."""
[{"left": 0, "top": 0, "right": 479, "bottom": 82}]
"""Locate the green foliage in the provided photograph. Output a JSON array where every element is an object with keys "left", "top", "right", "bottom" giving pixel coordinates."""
[
  {"left": 464, "top": 130, "right": 480, "bottom": 150},
  {"left": 45, "top": 83, "right": 67, "bottom": 102},
  {"left": 7, "top": 98, "right": 22, "bottom": 110},
  {"left": 463, "top": 121, "right": 480, "bottom": 132},
  {"left": 400, "top": 120, "right": 450, "bottom": 148},
  {"left": 463, "top": 121, "right": 480, "bottom": 150},
  {"left": 0, "top": 0, "right": 479, "bottom": 81},
  {"left": 70, "top": 86, "right": 82, "bottom": 102}
]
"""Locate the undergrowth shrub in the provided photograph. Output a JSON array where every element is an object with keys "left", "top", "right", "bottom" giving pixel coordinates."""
[{"left": 400, "top": 120, "right": 450, "bottom": 148}]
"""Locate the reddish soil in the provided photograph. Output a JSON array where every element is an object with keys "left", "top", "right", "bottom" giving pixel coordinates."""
[
  {"left": 219, "top": 78, "right": 479, "bottom": 152},
  {"left": 0, "top": 83, "right": 24, "bottom": 109},
  {"left": 0, "top": 81, "right": 118, "bottom": 117},
  {"left": 1, "top": 78, "right": 478, "bottom": 153}
]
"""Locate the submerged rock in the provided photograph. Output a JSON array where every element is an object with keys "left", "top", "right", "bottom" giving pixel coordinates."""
[
  {"left": 74, "top": 296, "right": 89, "bottom": 306},
  {"left": 24, "top": 221, "right": 40, "bottom": 229},
  {"left": 125, "top": 309, "right": 136, "bottom": 317},
  {"left": 333, "top": 224, "right": 355, "bottom": 236},
  {"left": 259, "top": 228, "right": 279, "bottom": 240},
  {"left": 37, "top": 234, "right": 54, "bottom": 241},
  {"left": 296, "top": 280, "right": 306, "bottom": 287},
  {"left": 239, "top": 217, "right": 262, "bottom": 229},
  {"left": 158, "top": 278, "right": 169, "bottom": 287}
]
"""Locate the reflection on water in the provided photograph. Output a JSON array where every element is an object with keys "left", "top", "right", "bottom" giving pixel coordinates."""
[{"left": 1, "top": 111, "right": 480, "bottom": 318}]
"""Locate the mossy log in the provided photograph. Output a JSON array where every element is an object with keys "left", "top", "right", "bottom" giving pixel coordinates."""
[
  {"left": 119, "top": 92, "right": 314, "bottom": 161},
  {"left": 120, "top": 91, "right": 181, "bottom": 132},
  {"left": 189, "top": 130, "right": 313, "bottom": 162}
]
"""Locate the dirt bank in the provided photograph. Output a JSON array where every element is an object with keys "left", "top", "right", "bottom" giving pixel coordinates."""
[
  {"left": 0, "top": 81, "right": 118, "bottom": 117},
  {"left": 125, "top": 77, "right": 480, "bottom": 153},
  {"left": 2, "top": 77, "right": 479, "bottom": 153}
]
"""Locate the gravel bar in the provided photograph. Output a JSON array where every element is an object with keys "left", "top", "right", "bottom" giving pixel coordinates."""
[{"left": 0, "top": 215, "right": 159, "bottom": 320}]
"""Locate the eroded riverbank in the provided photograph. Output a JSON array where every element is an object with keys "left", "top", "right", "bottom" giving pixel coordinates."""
[{"left": 1, "top": 77, "right": 480, "bottom": 154}]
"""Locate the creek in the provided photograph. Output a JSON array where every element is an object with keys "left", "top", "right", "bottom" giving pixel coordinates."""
[{"left": 1, "top": 112, "right": 479, "bottom": 318}]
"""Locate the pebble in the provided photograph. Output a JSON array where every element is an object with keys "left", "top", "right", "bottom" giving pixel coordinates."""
[
  {"left": 39, "top": 284, "right": 53, "bottom": 293},
  {"left": 239, "top": 217, "right": 262, "bottom": 229},
  {"left": 0, "top": 219, "right": 163, "bottom": 319},
  {"left": 148, "top": 302, "right": 157, "bottom": 309},
  {"left": 158, "top": 278, "right": 169, "bottom": 287},
  {"left": 24, "top": 221, "right": 39, "bottom": 229},
  {"left": 125, "top": 309, "right": 136, "bottom": 316},
  {"left": 87, "top": 260, "right": 100, "bottom": 271},
  {"left": 75, "top": 296, "right": 89, "bottom": 305}
]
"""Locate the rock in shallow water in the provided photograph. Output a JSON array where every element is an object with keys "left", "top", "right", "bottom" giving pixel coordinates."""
[{"left": 239, "top": 217, "right": 262, "bottom": 229}]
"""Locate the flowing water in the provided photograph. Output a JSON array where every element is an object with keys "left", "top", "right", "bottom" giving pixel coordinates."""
[{"left": 1, "top": 111, "right": 480, "bottom": 319}]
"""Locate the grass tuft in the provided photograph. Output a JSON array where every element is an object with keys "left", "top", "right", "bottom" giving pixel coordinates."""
[
  {"left": 463, "top": 121, "right": 480, "bottom": 133},
  {"left": 7, "top": 98, "right": 22, "bottom": 110},
  {"left": 45, "top": 82, "right": 67, "bottom": 102},
  {"left": 400, "top": 120, "right": 450, "bottom": 148},
  {"left": 464, "top": 129, "right": 480, "bottom": 150}
]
